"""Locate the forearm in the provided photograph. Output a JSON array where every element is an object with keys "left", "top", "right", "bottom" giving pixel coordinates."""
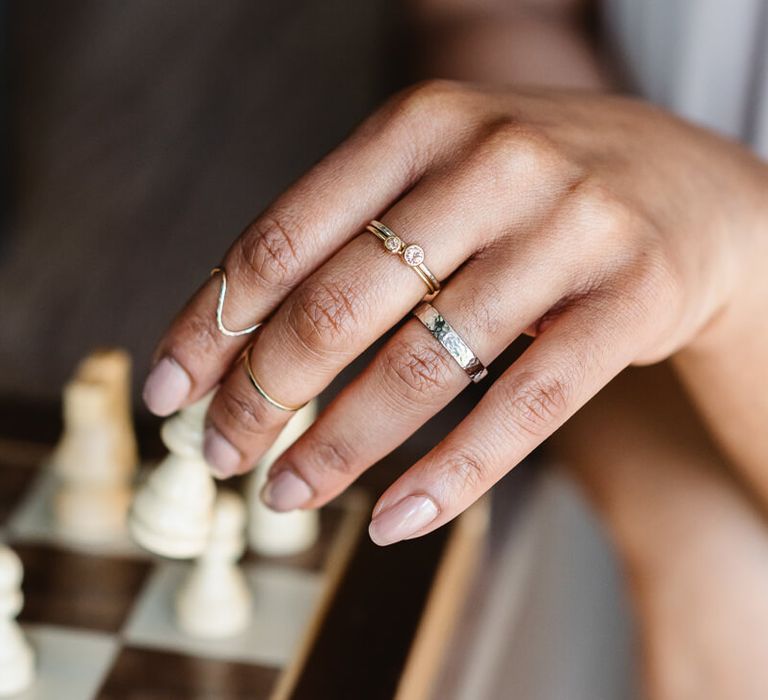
[{"left": 408, "top": 0, "right": 609, "bottom": 89}]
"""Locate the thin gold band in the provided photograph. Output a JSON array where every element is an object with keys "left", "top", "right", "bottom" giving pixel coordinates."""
[
  {"left": 366, "top": 220, "right": 441, "bottom": 297},
  {"left": 242, "top": 345, "right": 307, "bottom": 412}
]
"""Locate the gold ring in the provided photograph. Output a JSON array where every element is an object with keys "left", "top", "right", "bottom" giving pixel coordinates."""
[
  {"left": 210, "top": 267, "right": 260, "bottom": 337},
  {"left": 366, "top": 220, "right": 441, "bottom": 297},
  {"left": 242, "top": 345, "right": 306, "bottom": 412}
]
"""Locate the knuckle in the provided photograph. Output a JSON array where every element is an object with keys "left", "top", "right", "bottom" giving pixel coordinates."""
[
  {"left": 288, "top": 277, "right": 363, "bottom": 353},
  {"left": 495, "top": 370, "right": 574, "bottom": 439},
  {"left": 179, "top": 313, "right": 221, "bottom": 356},
  {"left": 479, "top": 121, "right": 567, "bottom": 179},
  {"left": 296, "top": 434, "right": 357, "bottom": 480},
  {"left": 382, "top": 336, "right": 456, "bottom": 401},
  {"left": 238, "top": 210, "right": 303, "bottom": 289},
  {"left": 442, "top": 449, "right": 489, "bottom": 493},
  {"left": 217, "top": 387, "right": 273, "bottom": 437},
  {"left": 623, "top": 245, "right": 683, "bottom": 321},
  {"left": 391, "top": 79, "right": 462, "bottom": 123},
  {"left": 575, "top": 179, "right": 637, "bottom": 235}
]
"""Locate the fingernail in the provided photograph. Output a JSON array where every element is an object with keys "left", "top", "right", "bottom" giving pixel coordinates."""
[
  {"left": 142, "top": 356, "right": 191, "bottom": 416},
  {"left": 261, "top": 470, "right": 313, "bottom": 511},
  {"left": 368, "top": 495, "right": 439, "bottom": 546},
  {"left": 203, "top": 426, "right": 242, "bottom": 478}
]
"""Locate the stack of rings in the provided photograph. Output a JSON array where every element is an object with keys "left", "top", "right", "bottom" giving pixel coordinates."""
[
  {"left": 211, "top": 216, "right": 487, "bottom": 418},
  {"left": 366, "top": 220, "right": 441, "bottom": 297}
]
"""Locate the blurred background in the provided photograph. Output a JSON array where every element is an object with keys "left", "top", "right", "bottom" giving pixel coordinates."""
[
  {"left": 0, "top": 2, "right": 640, "bottom": 698},
  {"left": 0, "top": 0, "right": 407, "bottom": 401}
]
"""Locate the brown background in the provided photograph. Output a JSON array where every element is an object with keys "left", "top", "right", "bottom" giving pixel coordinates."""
[{"left": 0, "top": 0, "right": 407, "bottom": 403}]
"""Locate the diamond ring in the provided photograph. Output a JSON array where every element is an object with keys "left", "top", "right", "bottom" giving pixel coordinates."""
[{"left": 366, "top": 220, "right": 440, "bottom": 297}]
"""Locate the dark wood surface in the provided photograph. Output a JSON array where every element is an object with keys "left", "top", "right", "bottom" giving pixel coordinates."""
[
  {"left": 99, "top": 647, "right": 280, "bottom": 700},
  {"left": 291, "top": 524, "right": 450, "bottom": 700},
  {"left": 17, "top": 542, "right": 152, "bottom": 633}
]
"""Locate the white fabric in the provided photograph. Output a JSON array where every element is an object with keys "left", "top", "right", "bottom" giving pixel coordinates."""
[{"left": 604, "top": 0, "right": 768, "bottom": 158}]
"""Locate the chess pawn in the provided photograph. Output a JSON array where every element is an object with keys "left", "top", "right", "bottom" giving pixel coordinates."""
[
  {"left": 248, "top": 401, "right": 319, "bottom": 556},
  {"left": 175, "top": 491, "right": 252, "bottom": 638},
  {"left": 0, "top": 546, "right": 35, "bottom": 697},
  {"left": 52, "top": 379, "right": 133, "bottom": 542},
  {"left": 129, "top": 393, "right": 216, "bottom": 558}
]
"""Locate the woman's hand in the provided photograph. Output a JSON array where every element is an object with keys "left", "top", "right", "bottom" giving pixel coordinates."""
[{"left": 142, "top": 81, "right": 768, "bottom": 545}]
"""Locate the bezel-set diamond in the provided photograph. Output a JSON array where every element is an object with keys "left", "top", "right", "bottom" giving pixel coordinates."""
[
  {"left": 403, "top": 244, "right": 425, "bottom": 267},
  {"left": 366, "top": 220, "right": 440, "bottom": 296},
  {"left": 384, "top": 235, "right": 403, "bottom": 253}
]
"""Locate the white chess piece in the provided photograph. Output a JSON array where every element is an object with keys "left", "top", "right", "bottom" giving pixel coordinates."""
[
  {"left": 0, "top": 546, "right": 35, "bottom": 697},
  {"left": 51, "top": 376, "right": 135, "bottom": 542},
  {"left": 75, "top": 348, "right": 139, "bottom": 471},
  {"left": 129, "top": 394, "right": 216, "bottom": 558},
  {"left": 248, "top": 400, "right": 320, "bottom": 556},
  {"left": 175, "top": 490, "right": 252, "bottom": 638}
]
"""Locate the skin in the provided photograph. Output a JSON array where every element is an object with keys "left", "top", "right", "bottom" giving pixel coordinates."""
[
  {"left": 143, "top": 80, "right": 768, "bottom": 547},
  {"left": 555, "top": 364, "right": 768, "bottom": 700},
  {"left": 140, "top": 2, "right": 768, "bottom": 694}
]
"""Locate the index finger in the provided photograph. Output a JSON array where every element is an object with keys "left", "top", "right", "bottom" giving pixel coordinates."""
[{"left": 142, "top": 83, "right": 465, "bottom": 416}]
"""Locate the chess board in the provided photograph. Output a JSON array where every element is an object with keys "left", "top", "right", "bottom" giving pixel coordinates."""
[{"left": 0, "top": 408, "right": 488, "bottom": 700}]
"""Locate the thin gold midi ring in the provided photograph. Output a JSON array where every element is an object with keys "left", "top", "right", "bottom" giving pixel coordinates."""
[
  {"left": 210, "top": 267, "right": 259, "bottom": 337},
  {"left": 242, "top": 345, "right": 307, "bottom": 412},
  {"left": 366, "top": 220, "right": 441, "bottom": 297}
]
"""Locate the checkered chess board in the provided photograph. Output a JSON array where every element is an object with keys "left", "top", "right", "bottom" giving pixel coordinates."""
[{"left": 0, "top": 431, "right": 479, "bottom": 700}]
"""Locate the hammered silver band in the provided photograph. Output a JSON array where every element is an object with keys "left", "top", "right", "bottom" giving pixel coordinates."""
[
  {"left": 366, "top": 220, "right": 440, "bottom": 297},
  {"left": 413, "top": 302, "right": 488, "bottom": 383}
]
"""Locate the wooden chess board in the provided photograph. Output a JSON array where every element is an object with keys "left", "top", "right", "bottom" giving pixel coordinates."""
[{"left": 0, "top": 409, "right": 488, "bottom": 700}]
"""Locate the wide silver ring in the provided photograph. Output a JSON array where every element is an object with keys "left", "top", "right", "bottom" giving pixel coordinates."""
[{"left": 413, "top": 302, "right": 488, "bottom": 383}]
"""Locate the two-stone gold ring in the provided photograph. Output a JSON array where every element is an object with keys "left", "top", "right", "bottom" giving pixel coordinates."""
[{"left": 365, "top": 220, "right": 440, "bottom": 298}]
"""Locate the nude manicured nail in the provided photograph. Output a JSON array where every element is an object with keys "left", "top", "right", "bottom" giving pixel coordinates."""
[
  {"left": 142, "top": 356, "right": 191, "bottom": 416},
  {"left": 203, "top": 427, "right": 242, "bottom": 478},
  {"left": 261, "top": 470, "right": 313, "bottom": 511},
  {"left": 368, "top": 495, "right": 439, "bottom": 546}
]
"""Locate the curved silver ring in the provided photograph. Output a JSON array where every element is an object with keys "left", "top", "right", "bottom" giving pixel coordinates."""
[
  {"left": 210, "top": 267, "right": 259, "bottom": 337},
  {"left": 413, "top": 302, "right": 488, "bottom": 383}
]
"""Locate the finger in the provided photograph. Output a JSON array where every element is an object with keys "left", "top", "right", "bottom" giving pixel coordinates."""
[
  {"left": 202, "top": 124, "right": 577, "bottom": 478},
  {"left": 260, "top": 187, "right": 608, "bottom": 509},
  {"left": 142, "top": 83, "right": 466, "bottom": 416},
  {"left": 367, "top": 292, "right": 653, "bottom": 545}
]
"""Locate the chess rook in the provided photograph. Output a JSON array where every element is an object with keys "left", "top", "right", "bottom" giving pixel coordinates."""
[
  {"left": 0, "top": 546, "right": 35, "bottom": 697},
  {"left": 248, "top": 400, "right": 320, "bottom": 556},
  {"left": 176, "top": 490, "right": 252, "bottom": 638},
  {"left": 129, "top": 393, "right": 216, "bottom": 558}
]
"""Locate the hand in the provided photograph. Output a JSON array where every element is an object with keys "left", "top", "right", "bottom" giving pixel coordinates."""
[{"left": 142, "top": 81, "right": 768, "bottom": 545}]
